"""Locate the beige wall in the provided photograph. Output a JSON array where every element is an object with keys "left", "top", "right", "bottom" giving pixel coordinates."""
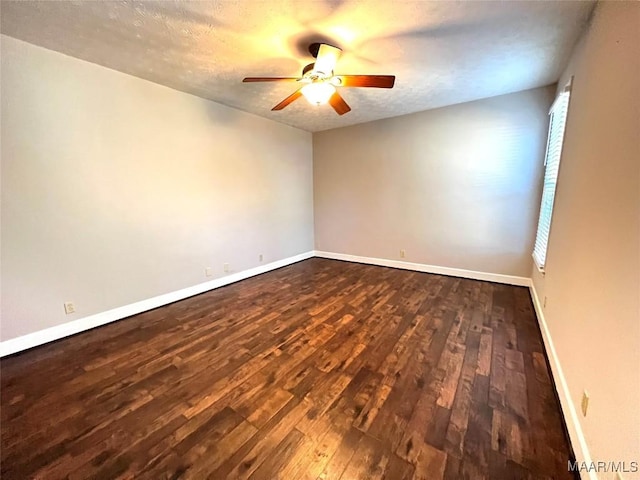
[
  {"left": 531, "top": 2, "right": 640, "bottom": 477},
  {"left": 314, "top": 86, "right": 554, "bottom": 278},
  {"left": 0, "top": 35, "right": 313, "bottom": 341}
]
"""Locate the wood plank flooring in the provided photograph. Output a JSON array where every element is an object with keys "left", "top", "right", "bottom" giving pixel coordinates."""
[{"left": 1, "top": 258, "right": 574, "bottom": 479}]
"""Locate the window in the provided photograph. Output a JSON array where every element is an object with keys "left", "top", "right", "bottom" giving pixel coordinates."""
[{"left": 533, "top": 82, "right": 571, "bottom": 272}]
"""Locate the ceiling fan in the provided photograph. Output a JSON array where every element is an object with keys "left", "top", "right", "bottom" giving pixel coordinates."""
[{"left": 243, "top": 43, "right": 396, "bottom": 115}]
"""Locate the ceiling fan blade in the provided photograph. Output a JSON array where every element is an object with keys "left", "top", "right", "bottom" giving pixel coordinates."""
[
  {"left": 328, "top": 91, "right": 351, "bottom": 116},
  {"left": 314, "top": 44, "right": 342, "bottom": 75},
  {"left": 243, "top": 77, "right": 299, "bottom": 82},
  {"left": 272, "top": 89, "right": 303, "bottom": 111},
  {"left": 334, "top": 75, "right": 396, "bottom": 88}
]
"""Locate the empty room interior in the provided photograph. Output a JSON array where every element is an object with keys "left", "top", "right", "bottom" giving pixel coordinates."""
[{"left": 1, "top": 1, "right": 638, "bottom": 479}]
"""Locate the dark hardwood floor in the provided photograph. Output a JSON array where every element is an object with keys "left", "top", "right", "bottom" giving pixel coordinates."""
[{"left": 1, "top": 258, "right": 573, "bottom": 479}]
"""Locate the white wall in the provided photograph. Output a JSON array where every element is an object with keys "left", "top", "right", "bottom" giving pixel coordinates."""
[
  {"left": 313, "top": 87, "right": 554, "bottom": 278},
  {"left": 0, "top": 35, "right": 313, "bottom": 342},
  {"left": 530, "top": 2, "right": 640, "bottom": 478}
]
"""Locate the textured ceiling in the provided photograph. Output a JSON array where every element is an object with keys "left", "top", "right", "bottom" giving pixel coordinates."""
[{"left": 1, "top": 0, "right": 595, "bottom": 132}]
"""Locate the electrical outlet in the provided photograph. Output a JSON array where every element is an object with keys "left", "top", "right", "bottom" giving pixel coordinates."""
[
  {"left": 259, "top": 254, "right": 263, "bottom": 262},
  {"left": 400, "top": 249, "right": 406, "bottom": 258},
  {"left": 224, "top": 263, "right": 230, "bottom": 273},
  {"left": 64, "top": 302, "right": 75, "bottom": 315},
  {"left": 205, "top": 267, "right": 213, "bottom": 277},
  {"left": 581, "top": 390, "right": 589, "bottom": 417}
]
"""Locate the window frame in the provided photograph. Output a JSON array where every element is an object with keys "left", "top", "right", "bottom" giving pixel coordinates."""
[{"left": 533, "top": 78, "right": 573, "bottom": 273}]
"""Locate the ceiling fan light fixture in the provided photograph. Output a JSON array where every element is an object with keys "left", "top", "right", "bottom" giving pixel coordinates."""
[
  {"left": 301, "top": 82, "right": 335, "bottom": 106},
  {"left": 243, "top": 42, "right": 394, "bottom": 115}
]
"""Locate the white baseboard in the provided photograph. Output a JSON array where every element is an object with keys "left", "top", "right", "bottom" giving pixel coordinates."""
[
  {"left": 313, "top": 250, "right": 531, "bottom": 286},
  {"left": 1, "top": 248, "right": 591, "bottom": 480},
  {"left": 0, "top": 251, "right": 314, "bottom": 357},
  {"left": 0, "top": 251, "right": 527, "bottom": 356},
  {"left": 528, "top": 282, "right": 595, "bottom": 480}
]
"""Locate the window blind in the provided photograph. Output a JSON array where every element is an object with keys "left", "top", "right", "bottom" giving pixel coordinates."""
[{"left": 533, "top": 88, "right": 571, "bottom": 271}]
